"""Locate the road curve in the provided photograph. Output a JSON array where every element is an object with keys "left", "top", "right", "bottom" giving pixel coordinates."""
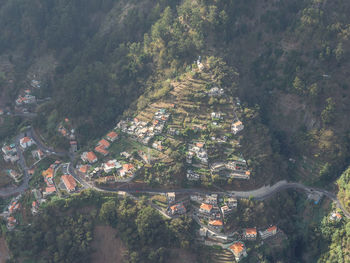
[{"left": 1, "top": 128, "right": 349, "bottom": 218}]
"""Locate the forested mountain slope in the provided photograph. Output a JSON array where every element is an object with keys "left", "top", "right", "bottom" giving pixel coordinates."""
[{"left": 0, "top": 0, "right": 349, "bottom": 185}]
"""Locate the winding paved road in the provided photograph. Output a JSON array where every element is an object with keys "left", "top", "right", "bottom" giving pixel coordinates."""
[{"left": 1, "top": 127, "right": 349, "bottom": 218}]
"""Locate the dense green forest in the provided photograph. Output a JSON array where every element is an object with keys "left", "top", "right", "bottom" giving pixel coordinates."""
[{"left": 4, "top": 190, "right": 195, "bottom": 263}]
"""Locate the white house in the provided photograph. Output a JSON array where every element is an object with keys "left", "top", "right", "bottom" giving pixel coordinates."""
[
  {"left": 20, "top": 137, "right": 34, "bottom": 149},
  {"left": 103, "top": 159, "right": 122, "bottom": 173}
]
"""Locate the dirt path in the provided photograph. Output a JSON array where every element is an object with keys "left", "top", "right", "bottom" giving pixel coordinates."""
[{"left": 91, "top": 225, "right": 126, "bottom": 263}]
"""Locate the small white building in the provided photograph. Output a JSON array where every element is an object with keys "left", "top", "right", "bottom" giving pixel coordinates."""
[
  {"left": 103, "top": 160, "right": 122, "bottom": 173},
  {"left": 259, "top": 226, "right": 278, "bottom": 240},
  {"left": 20, "top": 137, "right": 34, "bottom": 149}
]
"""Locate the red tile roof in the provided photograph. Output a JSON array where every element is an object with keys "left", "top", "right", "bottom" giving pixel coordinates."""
[
  {"left": 230, "top": 242, "right": 245, "bottom": 255},
  {"left": 209, "top": 220, "right": 223, "bottom": 226},
  {"left": 45, "top": 186, "right": 56, "bottom": 193},
  {"left": 268, "top": 226, "right": 277, "bottom": 232},
  {"left": 106, "top": 131, "right": 118, "bottom": 140},
  {"left": 245, "top": 228, "right": 257, "bottom": 235},
  {"left": 123, "top": 163, "right": 134, "bottom": 171},
  {"left": 79, "top": 165, "right": 89, "bottom": 174},
  {"left": 86, "top": 151, "right": 98, "bottom": 161},
  {"left": 95, "top": 146, "right": 109, "bottom": 156},
  {"left": 61, "top": 174, "right": 77, "bottom": 191},
  {"left": 200, "top": 203, "right": 213, "bottom": 212},
  {"left": 21, "top": 137, "right": 32, "bottom": 143},
  {"left": 98, "top": 139, "right": 110, "bottom": 149}
]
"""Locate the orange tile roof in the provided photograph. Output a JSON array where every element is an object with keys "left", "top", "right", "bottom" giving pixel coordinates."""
[
  {"left": 123, "top": 163, "right": 134, "bottom": 171},
  {"left": 21, "top": 137, "right": 32, "bottom": 143},
  {"left": 335, "top": 213, "right": 342, "bottom": 219},
  {"left": 95, "top": 146, "right": 109, "bottom": 156},
  {"left": 79, "top": 165, "right": 89, "bottom": 174},
  {"left": 32, "top": 201, "right": 38, "bottom": 207},
  {"left": 245, "top": 170, "right": 251, "bottom": 175},
  {"left": 45, "top": 186, "right": 56, "bottom": 193},
  {"left": 86, "top": 151, "right": 98, "bottom": 161},
  {"left": 61, "top": 174, "right": 77, "bottom": 191},
  {"left": 230, "top": 242, "right": 245, "bottom": 255},
  {"left": 98, "top": 139, "right": 110, "bottom": 148},
  {"left": 268, "top": 226, "right": 277, "bottom": 232},
  {"left": 42, "top": 167, "right": 54, "bottom": 178},
  {"left": 107, "top": 131, "right": 118, "bottom": 140},
  {"left": 233, "top": 121, "right": 242, "bottom": 126},
  {"left": 60, "top": 128, "right": 67, "bottom": 136},
  {"left": 170, "top": 203, "right": 185, "bottom": 211},
  {"left": 245, "top": 228, "right": 257, "bottom": 235},
  {"left": 196, "top": 143, "right": 204, "bottom": 148},
  {"left": 209, "top": 220, "right": 223, "bottom": 226},
  {"left": 200, "top": 203, "right": 213, "bottom": 212}
]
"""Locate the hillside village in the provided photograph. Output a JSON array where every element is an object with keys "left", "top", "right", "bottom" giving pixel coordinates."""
[
  {"left": 0, "top": 58, "right": 348, "bottom": 263},
  {"left": 74, "top": 58, "right": 251, "bottom": 189}
]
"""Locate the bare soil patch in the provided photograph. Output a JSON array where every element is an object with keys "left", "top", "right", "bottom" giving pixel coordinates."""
[{"left": 91, "top": 225, "right": 126, "bottom": 263}]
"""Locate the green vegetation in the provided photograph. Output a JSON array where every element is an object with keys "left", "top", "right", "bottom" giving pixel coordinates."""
[
  {"left": 337, "top": 166, "right": 350, "bottom": 212},
  {"left": 4, "top": 190, "right": 196, "bottom": 263}
]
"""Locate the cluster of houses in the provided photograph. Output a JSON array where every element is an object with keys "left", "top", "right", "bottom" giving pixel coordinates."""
[
  {"left": 20, "top": 136, "right": 35, "bottom": 149},
  {"left": 193, "top": 193, "right": 238, "bottom": 233},
  {"left": 57, "top": 119, "right": 78, "bottom": 153},
  {"left": 187, "top": 142, "right": 208, "bottom": 165},
  {"left": 4, "top": 196, "right": 21, "bottom": 230},
  {"left": 57, "top": 119, "right": 75, "bottom": 140},
  {"left": 15, "top": 92, "right": 36, "bottom": 106},
  {"left": 2, "top": 143, "right": 19, "bottom": 163},
  {"left": 81, "top": 131, "right": 119, "bottom": 164},
  {"left": 200, "top": 225, "right": 278, "bottom": 262},
  {"left": 42, "top": 162, "right": 59, "bottom": 196},
  {"left": 210, "top": 160, "right": 251, "bottom": 180},
  {"left": 14, "top": 79, "right": 41, "bottom": 107},
  {"left": 117, "top": 109, "right": 170, "bottom": 145},
  {"left": 79, "top": 158, "right": 135, "bottom": 183},
  {"left": 165, "top": 192, "right": 187, "bottom": 216},
  {"left": 31, "top": 188, "right": 45, "bottom": 215}
]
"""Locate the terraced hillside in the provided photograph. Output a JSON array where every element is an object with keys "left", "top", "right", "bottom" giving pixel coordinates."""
[{"left": 80, "top": 57, "right": 284, "bottom": 190}]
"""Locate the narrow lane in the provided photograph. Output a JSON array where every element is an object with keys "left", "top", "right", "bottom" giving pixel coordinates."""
[{"left": 1, "top": 128, "right": 349, "bottom": 218}]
